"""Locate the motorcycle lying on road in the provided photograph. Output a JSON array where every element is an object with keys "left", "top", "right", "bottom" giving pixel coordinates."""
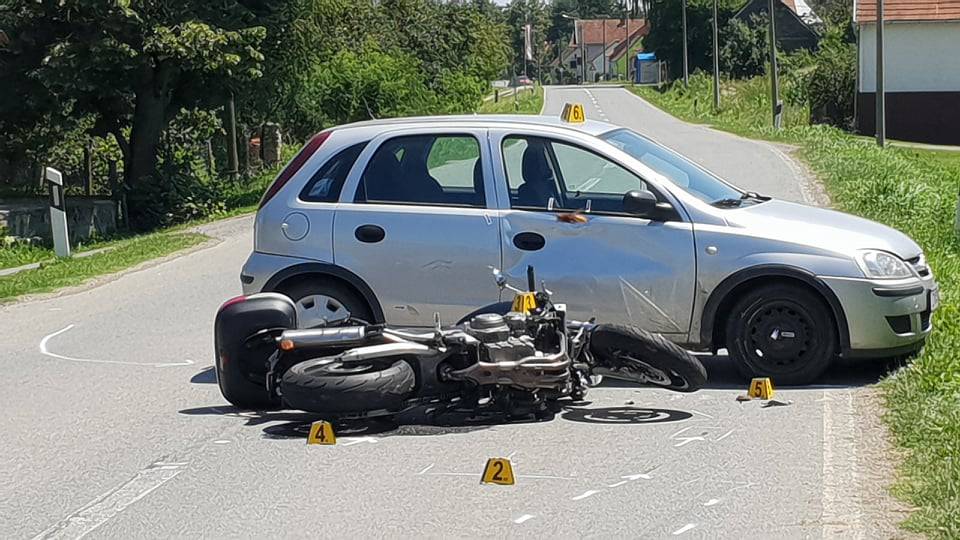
[{"left": 214, "top": 266, "right": 707, "bottom": 419}]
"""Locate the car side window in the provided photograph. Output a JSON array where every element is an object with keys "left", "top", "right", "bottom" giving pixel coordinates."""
[
  {"left": 300, "top": 142, "right": 367, "bottom": 202},
  {"left": 356, "top": 134, "right": 485, "bottom": 207},
  {"left": 501, "top": 136, "right": 649, "bottom": 213}
]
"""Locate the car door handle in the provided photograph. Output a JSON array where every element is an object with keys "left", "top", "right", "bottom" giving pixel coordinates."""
[
  {"left": 355, "top": 224, "right": 385, "bottom": 243},
  {"left": 513, "top": 232, "right": 545, "bottom": 251}
]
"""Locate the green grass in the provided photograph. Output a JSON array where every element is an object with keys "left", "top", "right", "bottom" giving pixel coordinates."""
[
  {"left": 0, "top": 231, "right": 206, "bottom": 301},
  {"left": 479, "top": 85, "right": 544, "bottom": 115},
  {"left": 635, "top": 72, "right": 960, "bottom": 537}
]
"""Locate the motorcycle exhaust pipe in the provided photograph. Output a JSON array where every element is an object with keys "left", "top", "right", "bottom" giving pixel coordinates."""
[{"left": 277, "top": 326, "right": 371, "bottom": 351}]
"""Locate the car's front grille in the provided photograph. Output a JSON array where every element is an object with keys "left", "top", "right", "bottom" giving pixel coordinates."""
[{"left": 907, "top": 255, "right": 931, "bottom": 277}]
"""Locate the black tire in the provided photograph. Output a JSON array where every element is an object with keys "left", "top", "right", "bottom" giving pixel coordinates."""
[
  {"left": 278, "top": 279, "right": 374, "bottom": 328},
  {"left": 281, "top": 358, "right": 416, "bottom": 414},
  {"left": 724, "top": 283, "right": 837, "bottom": 385},
  {"left": 590, "top": 324, "right": 707, "bottom": 392}
]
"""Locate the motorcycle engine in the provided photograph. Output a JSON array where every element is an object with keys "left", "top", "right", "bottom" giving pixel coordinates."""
[{"left": 466, "top": 313, "right": 537, "bottom": 363}]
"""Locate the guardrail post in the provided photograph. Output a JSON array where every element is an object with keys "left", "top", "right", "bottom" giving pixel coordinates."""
[{"left": 45, "top": 167, "right": 71, "bottom": 258}]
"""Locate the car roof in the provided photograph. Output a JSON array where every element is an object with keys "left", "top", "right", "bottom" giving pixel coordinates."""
[{"left": 332, "top": 114, "right": 618, "bottom": 138}]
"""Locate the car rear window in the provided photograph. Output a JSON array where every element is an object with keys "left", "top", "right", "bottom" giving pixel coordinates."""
[{"left": 299, "top": 142, "right": 368, "bottom": 202}]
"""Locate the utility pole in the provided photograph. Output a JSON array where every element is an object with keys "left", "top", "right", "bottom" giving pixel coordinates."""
[
  {"left": 768, "top": 0, "right": 781, "bottom": 128},
  {"left": 226, "top": 93, "right": 239, "bottom": 181},
  {"left": 712, "top": 0, "right": 720, "bottom": 110},
  {"left": 876, "top": 0, "right": 886, "bottom": 146},
  {"left": 602, "top": 19, "right": 607, "bottom": 80},
  {"left": 682, "top": 0, "right": 689, "bottom": 87}
]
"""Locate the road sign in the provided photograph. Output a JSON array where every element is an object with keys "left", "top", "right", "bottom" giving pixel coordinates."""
[
  {"left": 748, "top": 378, "right": 775, "bottom": 400},
  {"left": 307, "top": 420, "right": 336, "bottom": 445},
  {"left": 481, "top": 458, "right": 515, "bottom": 485}
]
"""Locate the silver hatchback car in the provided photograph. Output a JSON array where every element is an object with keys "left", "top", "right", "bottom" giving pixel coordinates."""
[{"left": 240, "top": 113, "right": 938, "bottom": 384}]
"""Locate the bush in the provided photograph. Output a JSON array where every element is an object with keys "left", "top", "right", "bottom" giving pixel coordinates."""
[
  {"left": 807, "top": 35, "right": 856, "bottom": 129},
  {"left": 720, "top": 15, "right": 768, "bottom": 79}
]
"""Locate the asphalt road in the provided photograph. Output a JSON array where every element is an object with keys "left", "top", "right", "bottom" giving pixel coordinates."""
[{"left": 1, "top": 87, "right": 890, "bottom": 539}]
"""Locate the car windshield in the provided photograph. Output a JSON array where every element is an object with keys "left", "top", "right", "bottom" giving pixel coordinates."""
[{"left": 600, "top": 128, "right": 745, "bottom": 204}]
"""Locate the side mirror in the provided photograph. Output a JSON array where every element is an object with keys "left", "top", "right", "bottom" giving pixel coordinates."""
[{"left": 622, "top": 189, "right": 658, "bottom": 216}]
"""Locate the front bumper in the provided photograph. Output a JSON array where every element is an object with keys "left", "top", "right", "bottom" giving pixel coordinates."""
[{"left": 822, "top": 273, "right": 938, "bottom": 357}]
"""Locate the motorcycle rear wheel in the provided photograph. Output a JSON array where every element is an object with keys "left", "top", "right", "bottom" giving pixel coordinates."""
[
  {"left": 590, "top": 325, "right": 707, "bottom": 392},
  {"left": 281, "top": 358, "right": 416, "bottom": 415}
]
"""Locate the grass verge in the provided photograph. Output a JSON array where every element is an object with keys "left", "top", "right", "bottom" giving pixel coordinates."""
[
  {"left": 479, "top": 85, "right": 544, "bottom": 115},
  {"left": 634, "top": 73, "right": 960, "bottom": 537},
  {"left": 0, "top": 231, "right": 206, "bottom": 302}
]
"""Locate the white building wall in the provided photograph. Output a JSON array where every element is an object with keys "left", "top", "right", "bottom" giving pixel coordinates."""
[{"left": 859, "top": 21, "right": 960, "bottom": 92}]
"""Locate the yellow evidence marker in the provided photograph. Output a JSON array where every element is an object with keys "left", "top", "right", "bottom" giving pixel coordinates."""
[
  {"left": 481, "top": 458, "right": 515, "bottom": 485},
  {"left": 511, "top": 292, "right": 537, "bottom": 314},
  {"left": 748, "top": 377, "right": 775, "bottom": 400},
  {"left": 560, "top": 102, "right": 586, "bottom": 123},
  {"left": 307, "top": 420, "right": 336, "bottom": 445}
]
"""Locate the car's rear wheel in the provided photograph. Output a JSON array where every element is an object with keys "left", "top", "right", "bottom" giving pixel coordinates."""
[
  {"left": 278, "top": 279, "right": 373, "bottom": 328},
  {"left": 725, "top": 283, "right": 837, "bottom": 385}
]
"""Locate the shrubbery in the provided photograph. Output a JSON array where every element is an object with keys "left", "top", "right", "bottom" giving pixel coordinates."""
[{"left": 807, "top": 34, "right": 857, "bottom": 129}]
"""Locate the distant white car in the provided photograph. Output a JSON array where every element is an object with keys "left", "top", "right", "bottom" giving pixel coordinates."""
[{"left": 240, "top": 112, "right": 937, "bottom": 384}]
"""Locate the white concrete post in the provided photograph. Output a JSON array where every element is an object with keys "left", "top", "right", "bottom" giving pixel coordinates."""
[{"left": 45, "top": 167, "right": 71, "bottom": 258}]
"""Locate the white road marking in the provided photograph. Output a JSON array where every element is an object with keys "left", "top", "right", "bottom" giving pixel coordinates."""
[
  {"left": 622, "top": 472, "right": 653, "bottom": 480},
  {"left": 39, "top": 325, "right": 194, "bottom": 367},
  {"left": 571, "top": 490, "right": 600, "bottom": 501},
  {"left": 31, "top": 461, "right": 187, "bottom": 540},
  {"left": 689, "top": 409, "right": 715, "bottom": 419},
  {"left": 212, "top": 439, "right": 231, "bottom": 445},
  {"left": 822, "top": 391, "right": 864, "bottom": 538},
  {"left": 672, "top": 523, "right": 697, "bottom": 535},
  {"left": 670, "top": 426, "right": 706, "bottom": 447},
  {"left": 513, "top": 514, "right": 535, "bottom": 524},
  {"left": 704, "top": 498, "right": 720, "bottom": 507},
  {"left": 607, "top": 480, "right": 628, "bottom": 488},
  {"left": 418, "top": 464, "right": 435, "bottom": 475}
]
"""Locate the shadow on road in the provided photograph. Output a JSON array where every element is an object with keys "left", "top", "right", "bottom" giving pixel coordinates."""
[
  {"left": 190, "top": 366, "right": 216, "bottom": 384},
  {"left": 598, "top": 353, "right": 911, "bottom": 391},
  {"left": 561, "top": 406, "right": 692, "bottom": 425},
  {"left": 180, "top": 400, "right": 695, "bottom": 441}
]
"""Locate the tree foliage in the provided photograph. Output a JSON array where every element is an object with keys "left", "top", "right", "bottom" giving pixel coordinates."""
[{"left": 643, "top": 0, "right": 742, "bottom": 78}]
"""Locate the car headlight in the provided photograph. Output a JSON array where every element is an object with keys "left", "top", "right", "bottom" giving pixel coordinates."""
[{"left": 856, "top": 250, "right": 913, "bottom": 279}]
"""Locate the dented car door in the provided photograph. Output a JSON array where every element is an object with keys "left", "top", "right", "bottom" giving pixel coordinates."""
[{"left": 490, "top": 129, "right": 697, "bottom": 336}]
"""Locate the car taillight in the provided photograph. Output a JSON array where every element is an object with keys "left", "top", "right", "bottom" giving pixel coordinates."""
[
  {"left": 219, "top": 295, "right": 247, "bottom": 311},
  {"left": 258, "top": 130, "right": 333, "bottom": 209}
]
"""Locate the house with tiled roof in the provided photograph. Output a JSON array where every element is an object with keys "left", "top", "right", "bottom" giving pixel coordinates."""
[
  {"left": 854, "top": 0, "right": 960, "bottom": 144},
  {"left": 559, "top": 19, "right": 647, "bottom": 82},
  {"left": 733, "top": 0, "right": 821, "bottom": 51}
]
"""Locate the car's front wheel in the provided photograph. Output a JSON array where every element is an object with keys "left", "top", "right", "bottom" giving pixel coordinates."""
[{"left": 725, "top": 283, "right": 837, "bottom": 385}]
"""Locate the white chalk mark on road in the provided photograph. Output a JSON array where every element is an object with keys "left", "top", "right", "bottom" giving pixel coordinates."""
[
  {"left": 39, "top": 325, "right": 195, "bottom": 367},
  {"left": 607, "top": 480, "right": 628, "bottom": 488},
  {"left": 341, "top": 437, "right": 378, "bottom": 446},
  {"left": 672, "top": 523, "right": 697, "bottom": 535},
  {"left": 571, "top": 490, "right": 600, "bottom": 501},
  {"left": 689, "top": 409, "right": 715, "bottom": 419},
  {"left": 418, "top": 464, "right": 435, "bottom": 475},
  {"left": 716, "top": 429, "right": 735, "bottom": 441},
  {"left": 31, "top": 460, "right": 187, "bottom": 540},
  {"left": 513, "top": 514, "right": 535, "bottom": 524},
  {"left": 704, "top": 498, "right": 720, "bottom": 507},
  {"left": 622, "top": 473, "right": 652, "bottom": 480}
]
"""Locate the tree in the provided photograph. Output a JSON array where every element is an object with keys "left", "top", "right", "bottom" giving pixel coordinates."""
[
  {"left": 643, "top": 0, "right": 741, "bottom": 79},
  {"left": 0, "top": 1, "right": 269, "bottom": 226},
  {"left": 720, "top": 14, "right": 768, "bottom": 79}
]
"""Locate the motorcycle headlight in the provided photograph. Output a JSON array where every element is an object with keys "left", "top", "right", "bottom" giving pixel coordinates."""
[{"left": 856, "top": 250, "right": 913, "bottom": 279}]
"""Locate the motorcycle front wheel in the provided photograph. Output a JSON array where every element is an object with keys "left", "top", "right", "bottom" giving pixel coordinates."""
[
  {"left": 589, "top": 325, "right": 707, "bottom": 392},
  {"left": 281, "top": 358, "right": 416, "bottom": 415}
]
